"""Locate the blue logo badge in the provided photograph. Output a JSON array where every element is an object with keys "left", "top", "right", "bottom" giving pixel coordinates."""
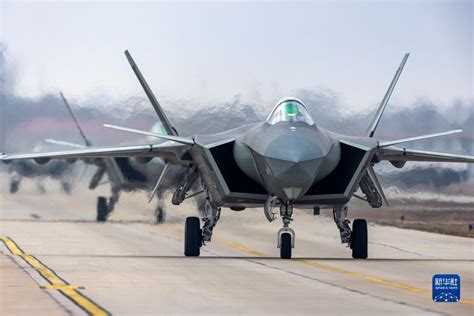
[{"left": 432, "top": 274, "right": 460, "bottom": 302}]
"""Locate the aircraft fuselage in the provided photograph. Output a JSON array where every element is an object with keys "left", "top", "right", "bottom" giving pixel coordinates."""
[{"left": 235, "top": 121, "right": 340, "bottom": 201}]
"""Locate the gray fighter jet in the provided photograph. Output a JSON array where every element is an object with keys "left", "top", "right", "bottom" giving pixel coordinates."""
[
  {"left": 3, "top": 52, "right": 474, "bottom": 259},
  {"left": 47, "top": 92, "right": 175, "bottom": 222},
  {"left": 3, "top": 158, "right": 73, "bottom": 195}
]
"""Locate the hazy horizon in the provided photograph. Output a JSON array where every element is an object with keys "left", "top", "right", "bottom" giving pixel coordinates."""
[{"left": 1, "top": 1, "right": 472, "bottom": 111}]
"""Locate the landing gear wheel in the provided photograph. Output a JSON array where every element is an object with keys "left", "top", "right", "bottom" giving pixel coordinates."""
[
  {"left": 280, "top": 232, "right": 292, "bottom": 259},
  {"left": 351, "top": 219, "right": 368, "bottom": 259},
  {"left": 96, "top": 196, "right": 109, "bottom": 222},
  {"left": 9, "top": 179, "right": 20, "bottom": 194},
  {"left": 154, "top": 207, "right": 165, "bottom": 224},
  {"left": 184, "top": 217, "right": 202, "bottom": 256}
]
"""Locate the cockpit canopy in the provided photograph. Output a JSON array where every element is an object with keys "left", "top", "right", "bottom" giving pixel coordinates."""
[{"left": 266, "top": 98, "right": 315, "bottom": 125}]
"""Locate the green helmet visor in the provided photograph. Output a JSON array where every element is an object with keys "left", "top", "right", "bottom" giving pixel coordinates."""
[
  {"left": 266, "top": 99, "right": 315, "bottom": 125},
  {"left": 284, "top": 102, "right": 299, "bottom": 117}
]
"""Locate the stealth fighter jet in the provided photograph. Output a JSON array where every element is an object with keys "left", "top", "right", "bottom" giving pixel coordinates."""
[
  {"left": 3, "top": 52, "right": 473, "bottom": 259},
  {"left": 47, "top": 92, "right": 183, "bottom": 222},
  {"left": 3, "top": 158, "right": 73, "bottom": 195}
]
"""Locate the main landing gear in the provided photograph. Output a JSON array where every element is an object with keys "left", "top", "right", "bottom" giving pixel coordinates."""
[
  {"left": 184, "top": 199, "right": 220, "bottom": 257},
  {"left": 96, "top": 196, "right": 109, "bottom": 222},
  {"left": 96, "top": 188, "right": 120, "bottom": 222},
  {"left": 154, "top": 205, "right": 165, "bottom": 224},
  {"left": 351, "top": 219, "right": 368, "bottom": 259},
  {"left": 333, "top": 205, "right": 368, "bottom": 259},
  {"left": 184, "top": 217, "right": 201, "bottom": 256},
  {"left": 183, "top": 197, "right": 368, "bottom": 259},
  {"left": 9, "top": 177, "right": 21, "bottom": 194}
]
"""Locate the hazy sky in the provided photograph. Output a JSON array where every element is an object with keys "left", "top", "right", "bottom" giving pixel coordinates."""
[{"left": 1, "top": 0, "right": 472, "bottom": 110}]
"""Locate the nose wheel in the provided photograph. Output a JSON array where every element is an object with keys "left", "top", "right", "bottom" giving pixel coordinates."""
[
  {"left": 277, "top": 203, "right": 295, "bottom": 259},
  {"left": 279, "top": 232, "right": 292, "bottom": 259}
]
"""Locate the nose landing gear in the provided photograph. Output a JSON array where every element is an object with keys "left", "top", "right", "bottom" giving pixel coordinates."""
[{"left": 277, "top": 203, "right": 295, "bottom": 259}]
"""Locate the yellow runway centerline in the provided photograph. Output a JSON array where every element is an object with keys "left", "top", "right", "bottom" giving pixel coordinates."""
[
  {"left": 216, "top": 237, "right": 474, "bottom": 305},
  {"left": 0, "top": 236, "right": 110, "bottom": 316}
]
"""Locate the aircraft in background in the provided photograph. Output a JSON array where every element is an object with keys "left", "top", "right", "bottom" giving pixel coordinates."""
[
  {"left": 1, "top": 119, "right": 75, "bottom": 195},
  {"left": 3, "top": 52, "right": 474, "bottom": 259},
  {"left": 2, "top": 157, "right": 74, "bottom": 195},
  {"left": 46, "top": 92, "right": 183, "bottom": 222}
]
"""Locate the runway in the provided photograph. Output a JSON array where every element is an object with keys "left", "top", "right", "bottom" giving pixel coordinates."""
[{"left": 0, "top": 186, "right": 473, "bottom": 315}]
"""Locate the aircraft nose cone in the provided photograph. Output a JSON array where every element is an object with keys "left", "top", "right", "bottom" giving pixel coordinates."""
[
  {"left": 262, "top": 157, "right": 323, "bottom": 199},
  {"left": 264, "top": 130, "right": 329, "bottom": 162},
  {"left": 246, "top": 126, "right": 333, "bottom": 200}
]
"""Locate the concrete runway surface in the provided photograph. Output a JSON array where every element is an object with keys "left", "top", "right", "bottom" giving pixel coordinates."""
[{"left": 0, "top": 184, "right": 473, "bottom": 315}]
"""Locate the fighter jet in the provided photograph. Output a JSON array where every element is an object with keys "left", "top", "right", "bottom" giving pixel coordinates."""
[
  {"left": 3, "top": 52, "right": 474, "bottom": 259},
  {"left": 1, "top": 127, "right": 74, "bottom": 195},
  {"left": 2, "top": 158, "right": 73, "bottom": 195},
  {"left": 46, "top": 92, "right": 176, "bottom": 222}
]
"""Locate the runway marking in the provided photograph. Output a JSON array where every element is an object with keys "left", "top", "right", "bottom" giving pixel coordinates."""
[
  {"left": 0, "top": 236, "right": 110, "bottom": 316},
  {"left": 216, "top": 238, "right": 266, "bottom": 257},
  {"left": 217, "top": 238, "right": 474, "bottom": 305}
]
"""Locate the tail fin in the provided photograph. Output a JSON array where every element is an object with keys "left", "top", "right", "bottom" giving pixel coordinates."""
[
  {"left": 365, "top": 53, "right": 409, "bottom": 137},
  {"left": 362, "top": 54, "right": 409, "bottom": 207},
  {"left": 60, "top": 92, "right": 93, "bottom": 147},
  {"left": 124, "top": 50, "right": 178, "bottom": 136}
]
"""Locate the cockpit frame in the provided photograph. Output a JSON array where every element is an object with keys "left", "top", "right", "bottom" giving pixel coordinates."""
[{"left": 266, "top": 97, "right": 315, "bottom": 126}]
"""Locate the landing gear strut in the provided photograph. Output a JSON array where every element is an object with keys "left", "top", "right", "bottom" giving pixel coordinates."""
[
  {"left": 278, "top": 203, "right": 295, "bottom": 259},
  {"left": 333, "top": 205, "right": 351, "bottom": 244},
  {"left": 202, "top": 199, "right": 220, "bottom": 243},
  {"left": 184, "top": 198, "right": 220, "bottom": 257},
  {"left": 333, "top": 205, "right": 368, "bottom": 259}
]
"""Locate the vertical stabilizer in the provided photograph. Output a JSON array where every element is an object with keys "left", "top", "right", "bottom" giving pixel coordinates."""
[
  {"left": 124, "top": 50, "right": 178, "bottom": 136},
  {"left": 361, "top": 54, "right": 409, "bottom": 207},
  {"left": 60, "top": 92, "right": 93, "bottom": 147},
  {"left": 365, "top": 53, "right": 409, "bottom": 137}
]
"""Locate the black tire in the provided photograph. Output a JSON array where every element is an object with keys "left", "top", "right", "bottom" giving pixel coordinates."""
[
  {"left": 9, "top": 179, "right": 20, "bottom": 194},
  {"left": 61, "top": 181, "right": 72, "bottom": 195},
  {"left": 96, "top": 196, "right": 108, "bottom": 222},
  {"left": 352, "top": 219, "right": 368, "bottom": 259},
  {"left": 280, "top": 233, "right": 292, "bottom": 259},
  {"left": 184, "top": 217, "right": 201, "bottom": 256},
  {"left": 155, "top": 207, "right": 165, "bottom": 224}
]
